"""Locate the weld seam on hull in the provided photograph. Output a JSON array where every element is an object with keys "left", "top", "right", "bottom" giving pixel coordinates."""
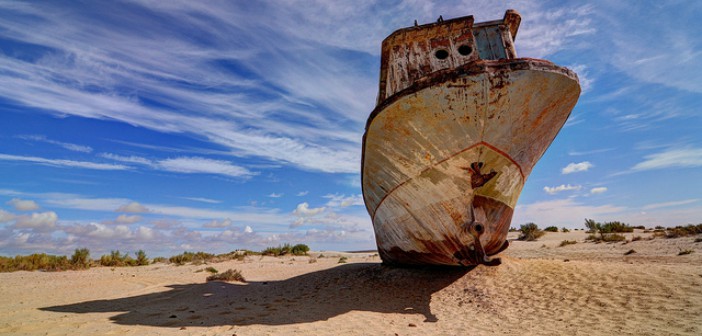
[{"left": 369, "top": 140, "right": 523, "bottom": 221}]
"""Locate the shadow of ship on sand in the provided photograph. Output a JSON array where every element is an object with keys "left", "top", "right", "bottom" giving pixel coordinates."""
[{"left": 41, "top": 263, "right": 471, "bottom": 328}]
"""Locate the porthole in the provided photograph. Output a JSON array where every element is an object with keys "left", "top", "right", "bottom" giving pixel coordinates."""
[
  {"left": 434, "top": 49, "right": 449, "bottom": 60},
  {"left": 457, "top": 44, "right": 473, "bottom": 56}
]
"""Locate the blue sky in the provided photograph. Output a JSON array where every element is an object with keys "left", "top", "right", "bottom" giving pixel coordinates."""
[{"left": 1, "top": 1, "right": 700, "bottom": 257}]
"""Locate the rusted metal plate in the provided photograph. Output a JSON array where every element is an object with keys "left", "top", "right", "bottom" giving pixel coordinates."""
[{"left": 362, "top": 11, "right": 580, "bottom": 267}]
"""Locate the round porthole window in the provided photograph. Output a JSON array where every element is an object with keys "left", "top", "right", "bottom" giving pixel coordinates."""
[
  {"left": 458, "top": 44, "right": 473, "bottom": 56},
  {"left": 434, "top": 49, "right": 449, "bottom": 60}
]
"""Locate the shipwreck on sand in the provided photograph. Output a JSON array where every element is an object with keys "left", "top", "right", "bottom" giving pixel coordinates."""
[{"left": 362, "top": 10, "right": 581, "bottom": 266}]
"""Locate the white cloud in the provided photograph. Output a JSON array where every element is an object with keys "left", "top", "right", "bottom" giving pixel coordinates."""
[
  {"left": 87, "top": 223, "right": 132, "bottom": 239},
  {"left": 323, "top": 194, "right": 364, "bottom": 207},
  {"left": 0, "top": 153, "right": 130, "bottom": 170},
  {"left": 17, "top": 135, "right": 92, "bottom": 153},
  {"left": 0, "top": 209, "right": 16, "bottom": 223},
  {"left": 543, "top": 184, "right": 582, "bottom": 195},
  {"left": 562, "top": 161, "right": 593, "bottom": 174},
  {"left": 291, "top": 202, "right": 327, "bottom": 228},
  {"left": 567, "top": 64, "right": 593, "bottom": 93},
  {"left": 115, "top": 214, "right": 142, "bottom": 224},
  {"left": 268, "top": 193, "right": 283, "bottom": 198},
  {"left": 181, "top": 197, "right": 221, "bottom": 204},
  {"left": 244, "top": 225, "right": 253, "bottom": 233},
  {"left": 99, "top": 153, "right": 152, "bottom": 165},
  {"left": 590, "top": 187, "right": 608, "bottom": 195},
  {"left": 116, "top": 202, "right": 150, "bottom": 213},
  {"left": 7, "top": 198, "right": 40, "bottom": 211},
  {"left": 135, "top": 226, "right": 155, "bottom": 240},
  {"left": 204, "top": 218, "right": 233, "bottom": 228},
  {"left": 643, "top": 199, "right": 699, "bottom": 210},
  {"left": 13, "top": 211, "right": 58, "bottom": 231},
  {"left": 296, "top": 191, "right": 309, "bottom": 196},
  {"left": 632, "top": 147, "right": 702, "bottom": 171},
  {"left": 293, "top": 202, "right": 326, "bottom": 217},
  {"left": 157, "top": 157, "right": 254, "bottom": 178}
]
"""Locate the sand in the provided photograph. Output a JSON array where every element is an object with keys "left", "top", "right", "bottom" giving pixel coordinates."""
[{"left": 1, "top": 230, "right": 701, "bottom": 335}]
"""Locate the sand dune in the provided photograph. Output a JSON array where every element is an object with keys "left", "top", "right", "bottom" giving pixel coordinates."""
[{"left": 1, "top": 231, "right": 700, "bottom": 335}]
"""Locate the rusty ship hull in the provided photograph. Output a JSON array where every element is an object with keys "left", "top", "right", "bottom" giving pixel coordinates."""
[{"left": 362, "top": 11, "right": 580, "bottom": 266}]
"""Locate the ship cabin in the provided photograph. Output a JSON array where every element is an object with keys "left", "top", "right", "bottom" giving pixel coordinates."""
[{"left": 377, "top": 10, "right": 522, "bottom": 104}]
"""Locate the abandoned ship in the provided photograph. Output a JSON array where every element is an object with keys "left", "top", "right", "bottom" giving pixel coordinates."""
[{"left": 361, "top": 10, "right": 581, "bottom": 266}]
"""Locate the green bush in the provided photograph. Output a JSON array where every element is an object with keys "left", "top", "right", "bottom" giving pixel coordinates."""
[
  {"left": 0, "top": 253, "right": 72, "bottom": 272},
  {"left": 338, "top": 256, "right": 348, "bottom": 264},
  {"left": 518, "top": 223, "right": 545, "bottom": 241},
  {"left": 135, "top": 250, "right": 149, "bottom": 266},
  {"left": 544, "top": 226, "right": 559, "bottom": 232},
  {"left": 70, "top": 248, "right": 91, "bottom": 269},
  {"left": 169, "top": 251, "right": 214, "bottom": 265},
  {"left": 561, "top": 227, "right": 570, "bottom": 233},
  {"left": 291, "top": 244, "right": 310, "bottom": 256},
  {"left": 584, "top": 219, "right": 633, "bottom": 242}
]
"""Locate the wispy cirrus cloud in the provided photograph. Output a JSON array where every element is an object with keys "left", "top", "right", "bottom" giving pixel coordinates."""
[
  {"left": 7, "top": 198, "right": 40, "bottom": 211},
  {"left": 632, "top": 147, "right": 702, "bottom": 171},
  {"left": 642, "top": 199, "right": 699, "bottom": 210},
  {"left": 0, "top": 153, "right": 129, "bottom": 170},
  {"left": 0, "top": 1, "right": 594, "bottom": 175},
  {"left": 17, "top": 135, "right": 93, "bottom": 153}
]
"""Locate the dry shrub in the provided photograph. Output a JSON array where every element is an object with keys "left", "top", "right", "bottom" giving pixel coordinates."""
[
  {"left": 518, "top": 223, "right": 545, "bottom": 241},
  {"left": 559, "top": 240, "right": 577, "bottom": 247},
  {"left": 207, "top": 269, "right": 245, "bottom": 282}
]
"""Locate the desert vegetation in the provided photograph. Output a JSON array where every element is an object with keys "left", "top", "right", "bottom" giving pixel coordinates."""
[
  {"left": 544, "top": 226, "right": 559, "bottom": 232},
  {"left": 518, "top": 223, "right": 545, "bottom": 241},
  {"left": 206, "top": 268, "right": 246, "bottom": 282},
  {"left": 559, "top": 240, "right": 577, "bottom": 247},
  {"left": 584, "top": 219, "right": 632, "bottom": 242},
  {"left": 261, "top": 243, "right": 310, "bottom": 256},
  {"left": 0, "top": 248, "right": 91, "bottom": 272}
]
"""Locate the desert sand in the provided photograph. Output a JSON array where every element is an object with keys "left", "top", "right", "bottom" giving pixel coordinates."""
[{"left": 1, "top": 230, "right": 700, "bottom": 335}]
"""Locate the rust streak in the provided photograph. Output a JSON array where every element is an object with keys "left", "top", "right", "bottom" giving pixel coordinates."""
[{"left": 370, "top": 140, "right": 523, "bottom": 221}]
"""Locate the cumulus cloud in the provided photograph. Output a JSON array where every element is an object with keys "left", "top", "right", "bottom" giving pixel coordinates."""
[
  {"left": 13, "top": 211, "right": 58, "bottom": 231},
  {"left": 7, "top": 198, "right": 40, "bottom": 211},
  {"left": 543, "top": 184, "right": 582, "bottom": 195},
  {"left": 291, "top": 202, "right": 327, "bottom": 228},
  {"left": 0, "top": 209, "right": 16, "bottom": 223},
  {"left": 87, "top": 223, "right": 132, "bottom": 239},
  {"left": 116, "top": 202, "right": 150, "bottom": 213},
  {"left": 293, "top": 202, "right": 326, "bottom": 217},
  {"left": 562, "top": 161, "right": 593, "bottom": 174},
  {"left": 204, "top": 218, "right": 233, "bottom": 228},
  {"left": 114, "top": 214, "right": 142, "bottom": 224},
  {"left": 590, "top": 187, "right": 608, "bottom": 195}
]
